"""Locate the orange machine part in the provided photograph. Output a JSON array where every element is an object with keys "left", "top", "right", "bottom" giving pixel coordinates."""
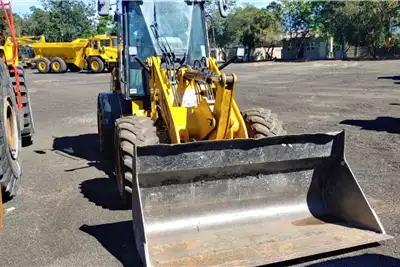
[{"left": 1, "top": 0, "right": 22, "bottom": 110}]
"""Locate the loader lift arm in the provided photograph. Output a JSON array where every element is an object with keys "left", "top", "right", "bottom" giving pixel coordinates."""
[{"left": 95, "top": 0, "right": 393, "bottom": 266}]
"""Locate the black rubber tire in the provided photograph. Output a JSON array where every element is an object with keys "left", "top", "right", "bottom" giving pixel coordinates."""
[
  {"left": 97, "top": 95, "right": 113, "bottom": 159},
  {"left": 0, "top": 59, "right": 22, "bottom": 198},
  {"left": 114, "top": 116, "right": 159, "bottom": 201},
  {"left": 50, "top": 57, "right": 67, "bottom": 73},
  {"left": 67, "top": 63, "right": 81, "bottom": 72},
  {"left": 10, "top": 66, "right": 34, "bottom": 147},
  {"left": 36, "top": 58, "right": 50, "bottom": 73},
  {"left": 88, "top": 57, "right": 105, "bottom": 73},
  {"left": 241, "top": 108, "right": 287, "bottom": 138}
]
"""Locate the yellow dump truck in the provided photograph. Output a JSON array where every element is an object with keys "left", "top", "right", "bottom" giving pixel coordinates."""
[{"left": 31, "top": 35, "right": 118, "bottom": 73}]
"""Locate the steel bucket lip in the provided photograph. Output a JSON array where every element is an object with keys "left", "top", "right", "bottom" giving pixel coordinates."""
[{"left": 137, "top": 130, "right": 345, "bottom": 156}]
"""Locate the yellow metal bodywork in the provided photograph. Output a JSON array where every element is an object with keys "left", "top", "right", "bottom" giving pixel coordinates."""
[
  {"left": 85, "top": 35, "right": 118, "bottom": 64},
  {"left": 31, "top": 35, "right": 117, "bottom": 70},
  {"left": 0, "top": 37, "right": 18, "bottom": 66},
  {"left": 128, "top": 56, "right": 248, "bottom": 144},
  {"left": 16, "top": 35, "right": 46, "bottom": 45},
  {"left": 31, "top": 38, "right": 89, "bottom": 68},
  {"left": 17, "top": 35, "right": 45, "bottom": 62}
]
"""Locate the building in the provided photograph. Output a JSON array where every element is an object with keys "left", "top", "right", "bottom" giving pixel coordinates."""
[{"left": 281, "top": 30, "right": 331, "bottom": 61}]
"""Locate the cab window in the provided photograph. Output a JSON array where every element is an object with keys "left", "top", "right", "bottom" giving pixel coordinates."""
[
  {"left": 92, "top": 40, "right": 98, "bottom": 49},
  {"left": 100, "top": 40, "right": 110, "bottom": 47}
]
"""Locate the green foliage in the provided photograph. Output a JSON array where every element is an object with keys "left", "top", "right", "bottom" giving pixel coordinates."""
[
  {"left": 19, "top": 7, "right": 51, "bottom": 37},
  {"left": 96, "top": 15, "right": 117, "bottom": 35},
  {"left": 317, "top": 1, "right": 400, "bottom": 57},
  {"left": 38, "top": 0, "right": 96, "bottom": 41},
  {"left": 210, "top": 2, "right": 282, "bottom": 52},
  {"left": 2, "top": 0, "right": 109, "bottom": 42}
]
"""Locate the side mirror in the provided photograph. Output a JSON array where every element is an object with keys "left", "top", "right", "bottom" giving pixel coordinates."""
[
  {"left": 219, "top": 0, "right": 229, "bottom": 18},
  {"left": 98, "top": 0, "right": 111, "bottom": 16}
]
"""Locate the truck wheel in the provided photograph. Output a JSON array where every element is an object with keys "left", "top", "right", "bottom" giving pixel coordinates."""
[
  {"left": 50, "top": 57, "right": 67, "bottom": 73},
  {"left": 114, "top": 116, "right": 159, "bottom": 201},
  {"left": 67, "top": 64, "right": 81, "bottom": 72},
  {"left": 36, "top": 58, "right": 51, "bottom": 73},
  {"left": 0, "top": 59, "right": 22, "bottom": 198},
  {"left": 88, "top": 57, "right": 105, "bottom": 73},
  {"left": 10, "top": 66, "right": 34, "bottom": 146},
  {"left": 242, "top": 108, "right": 287, "bottom": 137}
]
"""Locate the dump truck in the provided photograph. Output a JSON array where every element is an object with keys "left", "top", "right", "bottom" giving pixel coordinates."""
[
  {"left": 95, "top": 0, "right": 393, "bottom": 266},
  {"left": 0, "top": 0, "right": 34, "bottom": 236},
  {"left": 32, "top": 35, "right": 118, "bottom": 73}
]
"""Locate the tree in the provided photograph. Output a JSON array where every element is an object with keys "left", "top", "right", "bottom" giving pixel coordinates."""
[
  {"left": 96, "top": 15, "right": 117, "bottom": 35},
  {"left": 356, "top": 1, "right": 400, "bottom": 58},
  {"left": 0, "top": 11, "right": 24, "bottom": 36},
  {"left": 42, "top": 0, "right": 96, "bottom": 41},
  {"left": 317, "top": 1, "right": 400, "bottom": 58},
  {"left": 267, "top": 0, "right": 327, "bottom": 59},
  {"left": 19, "top": 7, "right": 51, "bottom": 37}
]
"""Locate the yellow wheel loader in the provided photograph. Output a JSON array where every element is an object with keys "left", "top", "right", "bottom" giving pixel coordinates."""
[
  {"left": 0, "top": 35, "right": 35, "bottom": 146},
  {"left": 0, "top": 0, "right": 32, "bottom": 237},
  {"left": 96, "top": 0, "right": 392, "bottom": 266},
  {"left": 16, "top": 35, "right": 45, "bottom": 69}
]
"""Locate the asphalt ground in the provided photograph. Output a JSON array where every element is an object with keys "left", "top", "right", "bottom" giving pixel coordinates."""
[{"left": 0, "top": 60, "right": 399, "bottom": 266}]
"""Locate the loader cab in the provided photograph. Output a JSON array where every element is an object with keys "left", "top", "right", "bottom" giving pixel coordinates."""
[{"left": 109, "top": 0, "right": 210, "bottom": 102}]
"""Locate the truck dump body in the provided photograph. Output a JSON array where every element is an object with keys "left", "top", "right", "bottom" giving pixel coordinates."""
[
  {"left": 31, "top": 39, "right": 88, "bottom": 68},
  {"left": 130, "top": 131, "right": 392, "bottom": 266}
]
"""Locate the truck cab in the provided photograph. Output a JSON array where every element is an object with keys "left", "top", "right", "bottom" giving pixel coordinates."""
[{"left": 85, "top": 35, "right": 118, "bottom": 72}]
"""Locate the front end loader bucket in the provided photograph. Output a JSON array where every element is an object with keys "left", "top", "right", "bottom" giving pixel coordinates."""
[{"left": 130, "top": 130, "right": 392, "bottom": 267}]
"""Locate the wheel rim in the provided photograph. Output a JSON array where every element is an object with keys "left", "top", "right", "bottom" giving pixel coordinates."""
[
  {"left": 91, "top": 61, "right": 99, "bottom": 71},
  {"left": 38, "top": 61, "right": 46, "bottom": 71},
  {"left": 4, "top": 98, "right": 19, "bottom": 160},
  {"left": 52, "top": 61, "right": 60, "bottom": 71}
]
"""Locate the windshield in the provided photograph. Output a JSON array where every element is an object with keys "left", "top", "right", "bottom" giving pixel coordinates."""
[
  {"left": 112, "top": 38, "right": 117, "bottom": 47},
  {"left": 100, "top": 40, "right": 110, "bottom": 47},
  {"left": 127, "top": 0, "right": 208, "bottom": 64}
]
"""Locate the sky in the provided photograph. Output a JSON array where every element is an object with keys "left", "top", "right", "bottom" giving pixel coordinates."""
[{"left": 13, "top": 0, "right": 270, "bottom": 15}]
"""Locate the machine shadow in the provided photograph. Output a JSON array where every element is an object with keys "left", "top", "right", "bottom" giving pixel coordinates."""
[
  {"left": 377, "top": 75, "right": 400, "bottom": 80},
  {"left": 52, "top": 133, "right": 112, "bottom": 174},
  {"left": 79, "top": 221, "right": 142, "bottom": 267},
  {"left": 52, "top": 134, "right": 129, "bottom": 209},
  {"left": 79, "top": 178, "right": 131, "bottom": 210},
  {"left": 340, "top": 116, "right": 400, "bottom": 134},
  {"left": 78, "top": 71, "right": 112, "bottom": 75}
]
